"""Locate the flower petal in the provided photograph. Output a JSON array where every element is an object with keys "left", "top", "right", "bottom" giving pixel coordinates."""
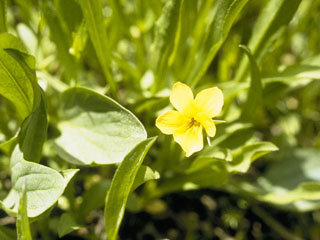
[
  {"left": 173, "top": 124, "right": 203, "bottom": 157},
  {"left": 170, "top": 82, "right": 194, "bottom": 113},
  {"left": 156, "top": 110, "right": 186, "bottom": 135},
  {"left": 194, "top": 87, "right": 223, "bottom": 118},
  {"left": 195, "top": 112, "right": 216, "bottom": 137}
]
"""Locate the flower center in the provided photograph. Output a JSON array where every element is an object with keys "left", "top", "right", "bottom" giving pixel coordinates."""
[{"left": 187, "top": 118, "right": 200, "bottom": 129}]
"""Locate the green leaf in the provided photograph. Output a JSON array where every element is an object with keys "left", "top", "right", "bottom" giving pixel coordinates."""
[
  {"left": 54, "top": 87, "right": 147, "bottom": 165},
  {"left": 151, "top": 0, "right": 180, "bottom": 90},
  {"left": 41, "top": 1, "right": 78, "bottom": 81},
  {"left": 2, "top": 146, "right": 78, "bottom": 217},
  {"left": 234, "top": 149, "right": 320, "bottom": 212},
  {"left": 104, "top": 137, "right": 156, "bottom": 240},
  {"left": 154, "top": 161, "right": 229, "bottom": 197},
  {"left": 239, "top": 45, "right": 263, "bottom": 121},
  {"left": 264, "top": 65, "right": 320, "bottom": 84},
  {"left": 168, "top": 0, "right": 184, "bottom": 66},
  {"left": 57, "top": 213, "right": 80, "bottom": 238},
  {"left": 0, "top": 0, "right": 7, "bottom": 33},
  {"left": 79, "top": 0, "right": 117, "bottom": 95},
  {"left": 18, "top": 88, "right": 48, "bottom": 163},
  {"left": 0, "top": 33, "right": 40, "bottom": 120},
  {"left": 209, "top": 122, "right": 252, "bottom": 148},
  {"left": 186, "top": 0, "right": 248, "bottom": 87},
  {"left": 234, "top": 0, "right": 302, "bottom": 82},
  {"left": 188, "top": 148, "right": 232, "bottom": 173},
  {"left": 16, "top": 182, "right": 32, "bottom": 240},
  {"left": 227, "top": 141, "right": 278, "bottom": 173}
]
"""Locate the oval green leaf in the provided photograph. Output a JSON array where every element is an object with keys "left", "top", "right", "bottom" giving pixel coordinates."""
[
  {"left": 2, "top": 146, "right": 78, "bottom": 218},
  {"left": 54, "top": 87, "right": 147, "bottom": 165}
]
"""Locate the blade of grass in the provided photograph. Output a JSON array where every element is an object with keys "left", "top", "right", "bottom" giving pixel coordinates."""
[
  {"left": 234, "top": 0, "right": 302, "bottom": 82},
  {"left": 239, "top": 45, "right": 262, "bottom": 121},
  {"left": 151, "top": 0, "right": 180, "bottom": 92},
  {"left": 186, "top": 0, "right": 248, "bottom": 87},
  {"left": 79, "top": 0, "right": 117, "bottom": 97},
  {"left": 168, "top": 0, "right": 184, "bottom": 66}
]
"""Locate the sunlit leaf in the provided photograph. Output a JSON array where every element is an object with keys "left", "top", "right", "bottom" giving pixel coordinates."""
[
  {"left": 227, "top": 141, "right": 278, "bottom": 173},
  {"left": 2, "top": 147, "right": 78, "bottom": 217},
  {"left": 0, "top": 34, "right": 40, "bottom": 120},
  {"left": 54, "top": 87, "right": 147, "bottom": 165}
]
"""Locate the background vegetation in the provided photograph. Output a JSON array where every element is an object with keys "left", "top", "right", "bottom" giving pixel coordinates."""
[{"left": 0, "top": 0, "right": 320, "bottom": 239}]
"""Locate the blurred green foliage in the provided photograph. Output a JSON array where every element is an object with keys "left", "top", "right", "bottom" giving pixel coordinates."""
[{"left": 0, "top": 0, "right": 319, "bottom": 239}]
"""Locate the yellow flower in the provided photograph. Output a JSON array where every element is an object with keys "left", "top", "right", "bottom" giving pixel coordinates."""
[{"left": 156, "top": 82, "right": 224, "bottom": 157}]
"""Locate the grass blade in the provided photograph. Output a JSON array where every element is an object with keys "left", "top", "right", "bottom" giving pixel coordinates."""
[
  {"left": 186, "top": 0, "right": 248, "bottom": 87},
  {"left": 151, "top": 0, "right": 180, "bottom": 91},
  {"left": 239, "top": 45, "right": 263, "bottom": 121},
  {"left": 234, "top": 0, "right": 302, "bottom": 82},
  {"left": 79, "top": 0, "right": 117, "bottom": 96}
]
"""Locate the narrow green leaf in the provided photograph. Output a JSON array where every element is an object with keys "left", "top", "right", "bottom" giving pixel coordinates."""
[
  {"left": 228, "top": 141, "right": 278, "bottom": 173},
  {"left": 79, "top": 0, "right": 117, "bottom": 96},
  {"left": 168, "top": 0, "right": 185, "bottom": 66},
  {"left": 18, "top": 88, "right": 48, "bottom": 163},
  {"left": 16, "top": 182, "right": 32, "bottom": 240},
  {"left": 153, "top": 161, "right": 229, "bottom": 198},
  {"left": 264, "top": 65, "right": 320, "bottom": 83},
  {"left": 0, "top": 33, "right": 40, "bottom": 120},
  {"left": 151, "top": 0, "right": 180, "bottom": 91},
  {"left": 54, "top": 87, "right": 147, "bottom": 165},
  {"left": 2, "top": 146, "right": 78, "bottom": 217},
  {"left": 239, "top": 45, "right": 263, "bottom": 121},
  {"left": 234, "top": 0, "right": 302, "bottom": 82},
  {"left": 0, "top": 0, "right": 7, "bottom": 33},
  {"left": 41, "top": 1, "right": 79, "bottom": 81},
  {"left": 169, "top": 0, "right": 198, "bottom": 68},
  {"left": 186, "top": 0, "right": 248, "bottom": 87},
  {"left": 104, "top": 137, "right": 157, "bottom": 240}
]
